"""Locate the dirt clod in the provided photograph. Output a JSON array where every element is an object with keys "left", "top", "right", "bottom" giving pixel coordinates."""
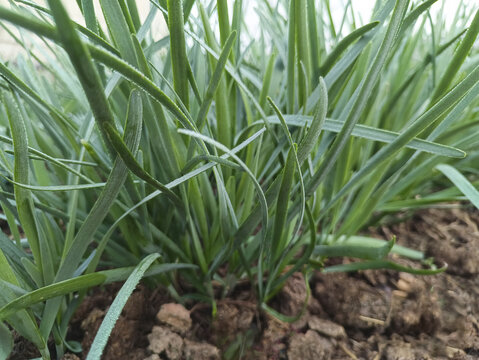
[
  {"left": 80, "top": 308, "right": 105, "bottom": 333},
  {"left": 156, "top": 303, "right": 192, "bottom": 335},
  {"left": 143, "top": 355, "right": 160, "bottom": 360},
  {"left": 308, "top": 316, "right": 346, "bottom": 339},
  {"left": 422, "top": 209, "right": 479, "bottom": 276},
  {"left": 262, "top": 313, "right": 291, "bottom": 344},
  {"left": 314, "top": 272, "right": 390, "bottom": 330},
  {"left": 277, "top": 272, "right": 308, "bottom": 317},
  {"left": 147, "top": 326, "right": 183, "bottom": 360},
  {"left": 381, "top": 342, "right": 431, "bottom": 360},
  {"left": 388, "top": 289, "right": 442, "bottom": 335},
  {"left": 209, "top": 302, "right": 254, "bottom": 345},
  {"left": 183, "top": 339, "right": 220, "bottom": 360},
  {"left": 287, "top": 330, "right": 333, "bottom": 360}
]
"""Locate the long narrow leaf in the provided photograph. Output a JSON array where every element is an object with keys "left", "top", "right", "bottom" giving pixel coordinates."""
[
  {"left": 436, "top": 164, "right": 479, "bottom": 209},
  {"left": 87, "top": 253, "right": 160, "bottom": 360},
  {"left": 0, "top": 263, "right": 195, "bottom": 321},
  {"left": 3, "top": 91, "right": 43, "bottom": 278}
]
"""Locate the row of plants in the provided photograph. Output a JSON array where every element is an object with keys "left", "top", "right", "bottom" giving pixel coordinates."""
[{"left": 0, "top": 0, "right": 478, "bottom": 358}]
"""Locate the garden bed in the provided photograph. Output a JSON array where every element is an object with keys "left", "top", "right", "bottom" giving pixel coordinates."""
[{"left": 9, "top": 207, "right": 479, "bottom": 360}]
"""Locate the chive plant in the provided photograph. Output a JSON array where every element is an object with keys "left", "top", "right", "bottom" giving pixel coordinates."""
[{"left": 0, "top": 0, "right": 478, "bottom": 358}]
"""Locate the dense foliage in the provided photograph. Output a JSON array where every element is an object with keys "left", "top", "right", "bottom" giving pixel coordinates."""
[{"left": 0, "top": 0, "right": 478, "bottom": 358}]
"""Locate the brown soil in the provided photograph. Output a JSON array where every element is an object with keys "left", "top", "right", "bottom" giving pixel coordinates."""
[{"left": 8, "top": 207, "right": 479, "bottom": 360}]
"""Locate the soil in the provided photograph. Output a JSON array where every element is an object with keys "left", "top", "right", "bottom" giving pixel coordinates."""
[{"left": 7, "top": 207, "right": 479, "bottom": 360}]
